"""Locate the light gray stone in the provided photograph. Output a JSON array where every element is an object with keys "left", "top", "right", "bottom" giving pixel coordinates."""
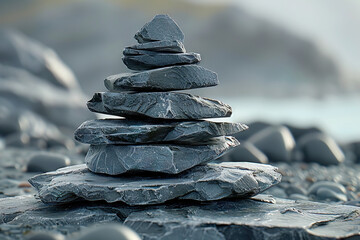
[
  {"left": 126, "top": 40, "right": 185, "bottom": 53},
  {"left": 74, "top": 119, "right": 247, "bottom": 145},
  {"left": 72, "top": 224, "right": 141, "bottom": 240},
  {"left": 122, "top": 49, "right": 200, "bottom": 70},
  {"left": 85, "top": 136, "right": 239, "bottom": 175},
  {"left": 134, "top": 14, "right": 184, "bottom": 43},
  {"left": 104, "top": 65, "right": 218, "bottom": 92},
  {"left": 29, "top": 162, "right": 281, "bottom": 205},
  {"left": 87, "top": 92, "right": 232, "bottom": 120}
]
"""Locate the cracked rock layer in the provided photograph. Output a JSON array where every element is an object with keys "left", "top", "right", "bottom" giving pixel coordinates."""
[
  {"left": 74, "top": 119, "right": 247, "bottom": 145},
  {"left": 104, "top": 65, "right": 218, "bottom": 92},
  {"left": 87, "top": 92, "right": 232, "bottom": 120},
  {"left": 85, "top": 136, "right": 239, "bottom": 175},
  {"left": 29, "top": 162, "right": 281, "bottom": 205}
]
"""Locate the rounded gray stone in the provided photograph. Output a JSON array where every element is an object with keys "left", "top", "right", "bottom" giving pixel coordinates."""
[
  {"left": 25, "top": 232, "right": 65, "bottom": 240},
  {"left": 316, "top": 188, "right": 348, "bottom": 202},
  {"left": 308, "top": 181, "right": 347, "bottom": 195},
  {"left": 26, "top": 153, "right": 71, "bottom": 173},
  {"left": 73, "top": 224, "right": 140, "bottom": 240},
  {"left": 228, "top": 142, "right": 268, "bottom": 163}
]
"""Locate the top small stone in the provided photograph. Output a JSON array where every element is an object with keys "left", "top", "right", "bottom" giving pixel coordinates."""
[{"left": 135, "top": 15, "right": 185, "bottom": 43}]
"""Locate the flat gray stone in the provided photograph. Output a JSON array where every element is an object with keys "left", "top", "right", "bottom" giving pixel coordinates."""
[
  {"left": 134, "top": 14, "right": 184, "bottom": 43},
  {"left": 122, "top": 49, "right": 200, "bottom": 70},
  {"left": 85, "top": 136, "right": 239, "bottom": 175},
  {"left": 29, "top": 162, "right": 281, "bottom": 205},
  {"left": 74, "top": 119, "right": 247, "bottom": 145},
  {"left": 104, "top": 65, "right": 218, "bottom": 92},
  {"left": 126, "top": 40, "right": 185, "bottom": 53},
  {"left": 87, "top": 92, "right": 232, "bottom": 120}
]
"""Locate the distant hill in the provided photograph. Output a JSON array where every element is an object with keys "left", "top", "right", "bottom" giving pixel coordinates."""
[{"left": 0, "top": 0, "right": 346, "bottom": 97}]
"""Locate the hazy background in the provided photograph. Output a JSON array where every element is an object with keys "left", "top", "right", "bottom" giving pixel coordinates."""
[{"left": 1, "top": 0, "right": 359, "bottom": 142}]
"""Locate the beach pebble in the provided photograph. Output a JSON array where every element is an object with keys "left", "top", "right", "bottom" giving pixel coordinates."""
[
  {"left": 228, "top": 142, "right": 268, "bottom": 163},
  {"left": 233, "top": 121, "right": 271, "bottom": 140},
  {"left": 297, "top": 133, "right": 345, "bottom": 165},
  {"left": 285, "top": 185, "right": 307, "bottom": 196},
  {"left": 25, "top": 232, "right": 64, "bottom": 240},
  {"left": 316, "top": 188, "right": 347, "bottom": 202},
  {"left": 248, "top": 126, "right": 295, "bottom": 162},
  {"left": 289, "top": 194, "right": 309, "bottom": 201},
  {"left": 265, "top": 186, "right": 287, "bottom": 198},
  {"left": 283, "top": 124, "right": 322, "bottom": 140},
  {"left": 73, "top": 224, "right": 141, "bottom": 240},
  {"left": 308, "top": 181, "right": 346, "bottom": 195},
  {"left": 26, "top": 153, "right": 70, "bottom": 173}
]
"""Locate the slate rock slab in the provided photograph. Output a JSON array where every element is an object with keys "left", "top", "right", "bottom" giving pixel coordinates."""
[
  {"left": 105, "top": 65, "right": 218, "bottom": 92},
  {"left": 134, "top": 14, "right": 185, "bottom": 43},
  {"left": 126, "top": 40, "right": 185, "bottom": 53},
  {"left": 122, "top": 49, "right": 200, "bottom": 70},
  {"left": 87, "top": 92, "right": 232, "bottom": 119},
  {"left": 29, "top": 162, "right": 281, "bottom": 205},
  {"left": 85, "top": 136, "right": 239, "bottom": 175},
  {"left": 2, "top": 195, "right": 360, "bottom": 240},
  {"left": 74, "top": 119, "right": 247, "bottom": 145}
]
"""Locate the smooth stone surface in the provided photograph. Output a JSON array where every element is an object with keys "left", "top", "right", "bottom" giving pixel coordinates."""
[
  {"left": 87, "top": 92, "right": 232, "bottom": 120},
  {"left": 0, "top": 30, "right": 78, "bottom": 90},
  {"left": 25, "top": 232, "right": 65, "bottom": 240},
  {"left": 285, "top": 185, "right": 307, "bottom": 196},
  {"left": 283, "top": 123, "right": 322, "bottom": 140},
  {"left": 297, "top": 133, "right": 345, "bottom": 165},
  {"left": 228, "top": 142, "right": 268, "bottom": 163},
  {"left": 316, "top": 188, "right": 348, "bottom": 202},
  {"left": 123, "top": 50, "right": 201, "bottom": 70},
  {"left": 134, "top": 14, "right": 184, "bottom": 43},
  {"left": 104, "top": 65, "right": 218, "bottom": 92},
  {"left": 74, "top": 119, "right": 247, "bottom": 145},
  {"left": 126, "top": 40, "right": 185, "bottom": 53},
  {"left": 232, "top": 121, "right": 271, "bottom": 141},
  {"left": 308, "top": 181, "right": 347, "bottom": 195},
  {"left": 248, "top": 126, "right": 295, "bottom": 162},
  {"left": 1, "top": 195, "right": 360, "bottom": 240},
  {"left": 85, "top": 136, "right": 239, "bottom": 175},
  {"left": 29, "top": 162, "right": 281, "bottom": 205},
  {"left": 26, "top": 153, "right": 71, "bottom": 173},
  {"left": 289, "top": 193, "right": 309, "bottom": 200},
  {"left": 73, "top": 224, "right": 141, "bottom": 240}
]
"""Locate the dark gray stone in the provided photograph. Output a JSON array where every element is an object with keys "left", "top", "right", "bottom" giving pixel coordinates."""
[
  {"left": 0, "top": 30, "right": 79, "bottom": 90},
  {"left": 228, "top": 142, "right": 268, "bottom": 163},
  {"left": 285, "top": 185, "right": 307, "bottom": 196},
  {"left": 297, "top": 133, "right": 345, "bottom": 165},
  {"left": 122, "top": 49, "right": 201, "bottom": 70},
  {"left": 25, "top": 232, "right": 64, "bottom": 240},
  {"left": 232, "top": 121, "right": 272, "bottom": 141},
  {"left": 73, "top": 224, "right": 141, "bottom": 240},
  {"left": 85, "top": 136, "right": 239, "bottom": 175},
  {"left": 134, "top": 14, "right": 184, "bottom": 43},
  {"left": 74, "top": 119, "right": 247, "bottom": 145},
  {"left": 283, "top": 123, "right": 322, "bottom": 141},
  {"left": 2, "top": 195, "right": 360, "bottom": 240},
  {"left": 104, "top": 65, "right": 218, "bottom": 92},
  {"left": 26, "top": 153, "right": 71, "bottom": 173},
  {"left": 126, "top": 40, "right": 185, "bottom": 53},
  {"left": 315, "top": 188, "right": 347, "bottom": 202},
  {"left": 87, "top": 92, "right": 232, "bottom": 120},
  {"left": 308, "top": 181, "right": 347, "bottom": 195},
  {"left": 29, "top": 162, "right": 281, "bottom": 205},
  {"left": 248, "top": 126, "right": 295, "bottom": 162}
]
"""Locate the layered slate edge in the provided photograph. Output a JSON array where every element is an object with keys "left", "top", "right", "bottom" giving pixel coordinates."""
[
  {"left": 28, "top": 162, "right": 281, "bottom": 205},
  {"left": 74, "top": 119, "right": 248, "bottom": 145},
  {"left": 1, "top": 194, "right": 359, "bottom": 240}
]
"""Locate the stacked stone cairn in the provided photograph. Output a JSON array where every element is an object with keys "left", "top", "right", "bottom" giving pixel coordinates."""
[{"left": 29, "top": 15, "right": 281, "bottom": 206}]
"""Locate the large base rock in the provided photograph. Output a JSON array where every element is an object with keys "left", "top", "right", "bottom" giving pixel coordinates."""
[
  {"left": 85, "top": 136, "right": 239, "bottom": 175},
  {"left": 29, "top": 162, "right": 281, "bottom": 205},
  {"left": 74, "top": 119, "right": 247, "bottom": 145},
  {"left": 87, "top": 92, "right": 232, "bottom": 119},
  {"left": 104, "top": 65, "right": 218, "bottom": 92},
  {"left": 1, "top": 195, "right": 360, "bottom": 240}
]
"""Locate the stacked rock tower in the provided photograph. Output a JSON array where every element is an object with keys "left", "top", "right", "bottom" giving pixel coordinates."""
[{"left": 29, "top": 15, "right": 281, "bottom": 205}]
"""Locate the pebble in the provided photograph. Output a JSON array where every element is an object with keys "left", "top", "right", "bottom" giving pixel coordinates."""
[
  {"left": 73, "top": 224, "right": 141, "bottom": 240},
  {"left": 25, "top": 232, "right": 65, "bottom": 240},
  {"left": 297, "top": 133, "right": 345, "bottom": 165},
  {"left": 315, "top": 188, "right": 348, "bottom": 202},
  {"left": 289, "top": 194, "right": 309, "bottom": 201},
  {"left": 228, "top": 142, "right": 268, "bottom": 163},
  {"left": 26, "top": 153, "right": 70, "bottom": 173},
  {"left": 248, "top": 126, "right": 295, "bottom": 162},
  {"left": 285, "top": 185, "right": 307, "bottom": 196}
]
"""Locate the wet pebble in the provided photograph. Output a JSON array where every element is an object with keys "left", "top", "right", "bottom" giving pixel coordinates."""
[
  {"left": 73, "top": 224, "right": 141, "bottom": 240},
  {"left": 285, "top": 185, "right": 307, "bottom": 196},
  {"left": 308, "top": 181, "right": 346, "bottom": 195},
  {"left": 316, "top": 188, "right": 347, "bottom": 202},
  {"left": 264, "top": 186, "right": 287, "bottom": 198},
  {"left": 228, "top": 142, "right": 268, "bottom": 163},
  {"left": 25, "top": 232, "right": 65, "bottom": 240},
  {"left": 26, "top": 153, "right": 70, "bottom": 173}
]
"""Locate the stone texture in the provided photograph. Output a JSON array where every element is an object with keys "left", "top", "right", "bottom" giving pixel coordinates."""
[
  {"left": 297, "top": 133, "right": 345, "bottom": 165},
  {"left": 74, "top": 119, "right": 247, "bottom": 145},
  {"left": 126, "top": 40, "right": 185, "bottom": 53},
  {"left": 104, "top": 65, "right": 218, "bottom": 92},
  {"left": 29, "top": 162, "right": 281, "bottom": 205},
  {"left": 87, "top": 92, "right": 232, "bottom": 120},
  {"left": 85, "top": 137, "right": 239, "bottom": 175},
  {"left": 122, "top": 49, "right": 200, "bottom": 70},
  {"left": 228, "top": 142, "right": 268, "bottom": 163},
  {"left": 1, "top": 195, "right": 360, "bottom": 240},
  {"left": 134, "top": 14, "right": 184, "bottom": 43},
  {"left": 248, "top": 126, "right": 295, "bottom": 162}
]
